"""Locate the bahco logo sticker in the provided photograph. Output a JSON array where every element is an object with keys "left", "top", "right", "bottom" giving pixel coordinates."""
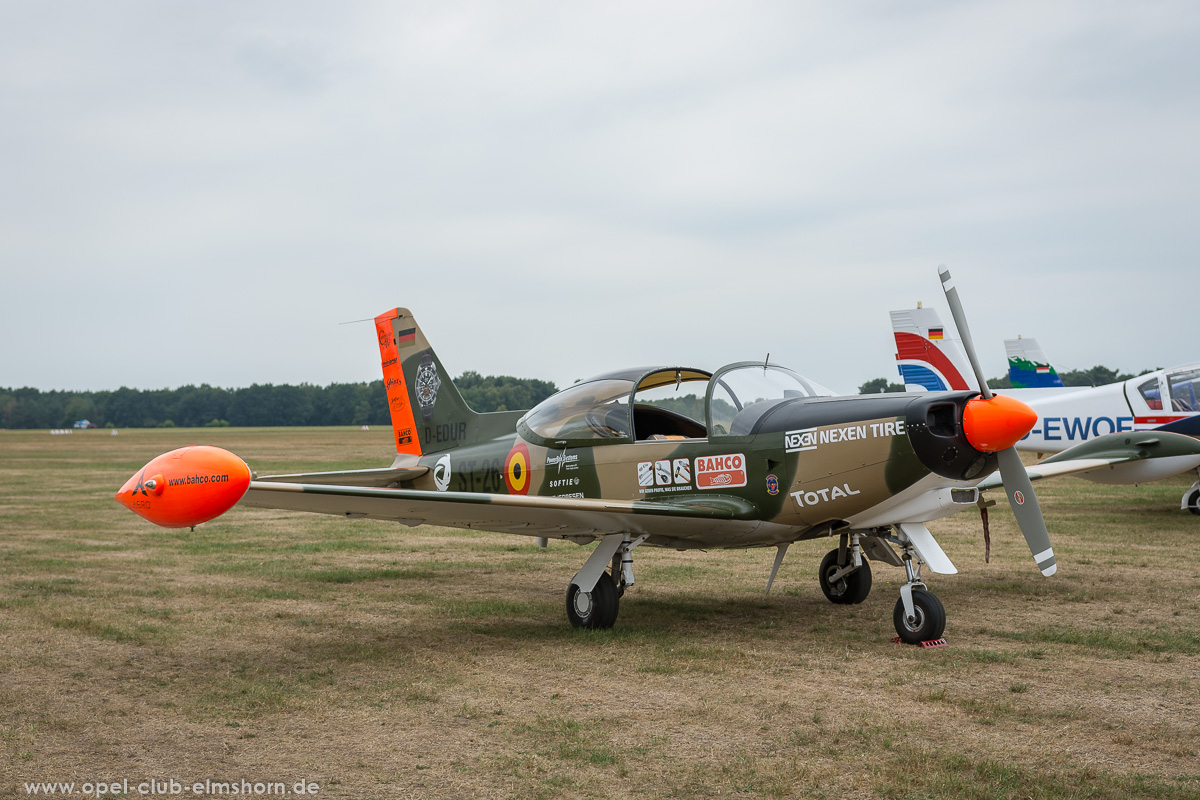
[{"left": 695, "top": 454, "right": 747, "bottom": 490}]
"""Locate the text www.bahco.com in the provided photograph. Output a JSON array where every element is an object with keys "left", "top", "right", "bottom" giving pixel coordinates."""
[{"left": 167, "top": 473, "right": 231, "bottom": 487}]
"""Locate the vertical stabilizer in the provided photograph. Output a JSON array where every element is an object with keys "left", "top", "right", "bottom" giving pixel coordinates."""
[
  {"left": 890, "top": 306, "right": 977, "bottom": 392},
  {"left": 375, "top": 309, "right": 424, "bottom": 456},
  {"left": 374, "top": 308, "right": 491, "bottom": 456},
  {"left": 1005, "top": 337, "right": 1065, "bottom": 388}
]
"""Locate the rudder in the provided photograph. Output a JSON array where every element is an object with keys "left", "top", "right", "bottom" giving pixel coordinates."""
[
  {"left": 890, "top": 305, "right": 976, "bottom": 392},
  {"left": 373, "top": 308, "right": 483, "bottom": 455},
  {"left": 1004, "top": 336, "right": 1065, "bottom": 388}
]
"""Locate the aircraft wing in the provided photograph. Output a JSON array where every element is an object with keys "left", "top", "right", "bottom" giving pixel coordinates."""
[
  {"left": 974, "top": 458, "right": 1126, "bottom": 490},
  {"left": 239, "top": 482, "right": 764, "bottom": 546},
  {"left": 975, "top": 431, "right": 1200, "bottom": 491}
]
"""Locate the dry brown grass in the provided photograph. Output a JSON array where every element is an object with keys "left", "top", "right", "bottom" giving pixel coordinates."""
[{"left": 1, "top": 427, "right": 1198, "bottom": 799}]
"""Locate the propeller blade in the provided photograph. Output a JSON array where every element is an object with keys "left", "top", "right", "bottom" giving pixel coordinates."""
[
  {"left": 938, "top": 265, "right": 994, "bottom": 400},
  {"left": 937, "top": 265, "right": 1057, "bottom": 577},
  {"left": 997, "top": 446, "right": 1056, "bottom": 576}
]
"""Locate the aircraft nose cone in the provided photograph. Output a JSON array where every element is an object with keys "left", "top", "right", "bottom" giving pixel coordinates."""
[{"left": 963, "top": 394, "right": 1038, "bottom": 452}]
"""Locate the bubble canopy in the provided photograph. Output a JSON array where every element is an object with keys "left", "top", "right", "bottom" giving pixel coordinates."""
[{"left": 517, "top": 364, "right": 832, "bottom": 446}]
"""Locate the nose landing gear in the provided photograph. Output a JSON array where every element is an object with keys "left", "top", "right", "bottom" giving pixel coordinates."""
[{"left": 893, "top": 542, "right": 946, "bottom": 644}]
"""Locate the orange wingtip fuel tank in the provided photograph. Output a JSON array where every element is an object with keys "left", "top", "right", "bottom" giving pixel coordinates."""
[
  {"left": 962, "top": 394, "right": 1039, "bottom": 453},
  {"left": 115, "top": 446, "right": 251, "bottom": 528}
]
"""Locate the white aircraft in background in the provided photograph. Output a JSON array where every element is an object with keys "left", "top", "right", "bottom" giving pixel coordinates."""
[
  {"left": 1002, "top": 336, "right": 1065, "bottom": 389},
  {"left": 890, "top": 303, "right": 1200, "bottom": 515}
]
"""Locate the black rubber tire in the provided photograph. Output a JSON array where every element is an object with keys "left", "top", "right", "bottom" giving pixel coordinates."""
[
  {"left": 566, "top": 571, "right": 620, "bottom": 629},
  {"left": 1187, "top": 489, "right": 1200, "bottom": 516},
  {"left": 892, "top": 588, "right": 946, "bottom": 644},
  {"left": 818, "top": 549, "right": 873, "bottom": 605}
]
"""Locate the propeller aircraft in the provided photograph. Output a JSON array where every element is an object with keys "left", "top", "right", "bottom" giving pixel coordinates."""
[
  {"left": 1003, "top": 336, "right": 1065, "bottom": 389},
  {"left": 892, "top": 303, "right": 1200, "bottom": 514},
  {"left": 117, "top": 269, "right": 1200, "bottom": 643}
]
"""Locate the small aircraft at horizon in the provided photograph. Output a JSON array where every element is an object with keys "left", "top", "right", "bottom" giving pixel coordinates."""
[
  {"left": 891, "top": 304, "right": 1200, "bottom": 515},
  {"left": 117, "top": 269, "right": 1200, "bottom": 643}
]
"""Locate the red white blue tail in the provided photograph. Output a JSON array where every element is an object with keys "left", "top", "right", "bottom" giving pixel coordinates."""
[{"left": 890, "top": 306, "right": 976, "bottom": 392}]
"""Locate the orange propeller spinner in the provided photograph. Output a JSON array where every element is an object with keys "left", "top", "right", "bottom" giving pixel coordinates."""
[{"left": 962, "top": 393, "right": 1038, "bottom": 453}]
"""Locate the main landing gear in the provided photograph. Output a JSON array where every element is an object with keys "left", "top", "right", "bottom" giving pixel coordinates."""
[
  {"left": 818, "top": 535, "right": 873, "bottom": 605},
  {"left": 1183, "top": 476, "right": 1200, "bottom": 516},
  {"left": 567, "top": 572, "right": 619, "bottom": 629},
  {"left": 566, "top": 533, "right": 644, "bottom": 630},
  {"left": 816, "top": 530, "right": 947, "bottom": 644}
]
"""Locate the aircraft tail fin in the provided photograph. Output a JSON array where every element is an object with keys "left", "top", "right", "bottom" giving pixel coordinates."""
[
  {"left": 373, "top": 308, "right": 486, "bottom": 456},
  {"left": 1004, "top": 337, "right": 1065, "bottom": 388},
  {"left": 890, "top": 306, "right": 978, "bottom": 392}
]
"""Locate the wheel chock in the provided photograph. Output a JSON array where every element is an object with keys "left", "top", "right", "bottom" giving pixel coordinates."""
[{"left": 892, "top": 637, "right": 948, "bottom": 648}]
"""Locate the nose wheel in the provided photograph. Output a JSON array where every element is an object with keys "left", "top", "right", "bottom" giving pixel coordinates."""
[
  {"left": 891, "top": 531, "right": 946, "bottom": 644},
  {"left": 893, "top": 588, "right": 946, "bottom": 644}
]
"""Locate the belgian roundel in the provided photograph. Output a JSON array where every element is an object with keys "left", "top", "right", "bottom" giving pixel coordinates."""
[{"left": 504, "top": 442, "right": 532, "bottom": 495}]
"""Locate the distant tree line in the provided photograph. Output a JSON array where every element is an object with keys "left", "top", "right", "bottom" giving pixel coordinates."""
[
  {"left": 0, "top": 373, "right": 558, "bottom": 429},
  {"left": 858, "top": 365, "right": 1154, "bottom": 394},
  {"left": 6, "top": 364, "right": 1156, "bottom": 427},
  {"left": 857, "top": 378, "right": 907, "bottom": 394},
  {"left": 454, "top": 371, "right": 558, "bottom": 414}
]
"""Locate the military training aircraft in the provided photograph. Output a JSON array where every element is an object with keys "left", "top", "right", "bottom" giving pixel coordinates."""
[
  {"left": 891, "top": 304, "right": 1200, "bottom": 514},
  {"left": 117, "top": 269, "right": 1200, "bottom": 643}
]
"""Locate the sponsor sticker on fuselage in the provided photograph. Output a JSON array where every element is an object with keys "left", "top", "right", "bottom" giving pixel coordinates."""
[
  {"left": 638, "top": 459, "right": 692, "bottom": 488},
  {"left": 433, "top": 454, "right": 452, "bottom": 492},
  {"left": 790, "top": 483, "right": 861, "bottom": 508},
  {"left": 546, "top": 452, "right": 579, "bottom": 472},
  {"left": 695, "top": 453, "right": 747, "bottom": 490},
  {"left": 785, "top": 421, "right": 906, "bottom": 453}
]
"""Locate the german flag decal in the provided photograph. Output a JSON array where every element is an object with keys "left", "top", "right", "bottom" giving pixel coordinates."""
[{"left": 505, "top": 442, "right": 532, "bottom": 495}]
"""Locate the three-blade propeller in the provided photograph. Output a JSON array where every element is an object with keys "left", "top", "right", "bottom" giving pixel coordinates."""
[{"left": 939, "top": 266, "right": 1057, "bottom": 577}]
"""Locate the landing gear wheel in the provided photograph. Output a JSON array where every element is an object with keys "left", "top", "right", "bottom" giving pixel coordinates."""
[
  {"left": 893, "top": 589, "right": 946, "bottom": 644},
  {"left": 1187, "top": 489, "right": 1200, "bottom": 516},
  {"left": 566, "top": 571, "right": 620, "bottom": 629},
  {"left": 818, "top": 549, "right": 872, "bottom": 605}
]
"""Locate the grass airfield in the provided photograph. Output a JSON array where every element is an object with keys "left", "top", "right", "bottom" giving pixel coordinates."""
[{"left": 2, "top": 426, "right": 1198, "bottom": 799}]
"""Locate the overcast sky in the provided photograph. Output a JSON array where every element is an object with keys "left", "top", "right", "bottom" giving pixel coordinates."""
[{"left": 3, "top": 1, "right": 1198, "bottom": 396}]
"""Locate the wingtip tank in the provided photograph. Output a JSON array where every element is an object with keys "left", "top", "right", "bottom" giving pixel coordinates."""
[{"left": 116, "top": 446, "right": 251, "bottom": 528}]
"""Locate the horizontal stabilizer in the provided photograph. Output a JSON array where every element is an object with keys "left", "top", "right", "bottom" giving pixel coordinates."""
[{"left": 255, "top": 465, "right": 429, "bottom": 488}]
